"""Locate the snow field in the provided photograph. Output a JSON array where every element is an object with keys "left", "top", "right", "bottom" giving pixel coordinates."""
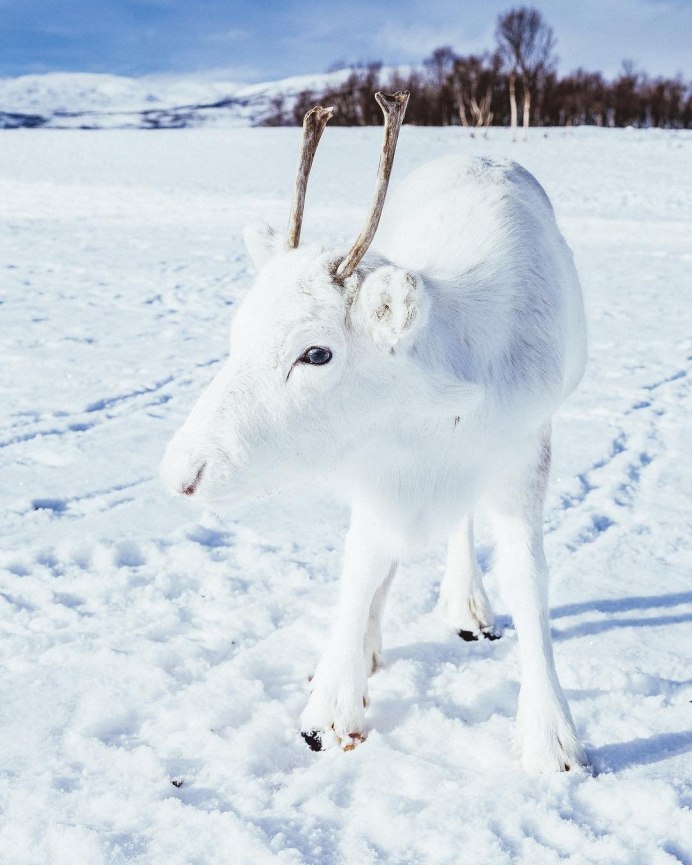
[{"left": 0, "top": 126, "right": 691, "bottom": 864}]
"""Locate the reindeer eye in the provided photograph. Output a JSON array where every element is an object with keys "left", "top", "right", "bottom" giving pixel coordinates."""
[
  {"left": 300, "top": 346, "right": 332, "bottom": 365},
  {"left": 286, "top": 345, "right": 333, "bottom": 381}
]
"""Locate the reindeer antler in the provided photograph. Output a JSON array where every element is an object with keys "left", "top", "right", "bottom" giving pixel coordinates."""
[
  {"left": 286, "top": 105, "right": 333, "bottom": 249},
  {"left": 336, "top": 90, "right": 409, "bottom": 280}
]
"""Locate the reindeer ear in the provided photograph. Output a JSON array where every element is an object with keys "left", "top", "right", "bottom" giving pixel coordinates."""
[
  {"left": 243, "top": 221, "right": 280, "bottom": 270},
  {"left": 353, "top": 266, "right": 429, "bottom": 352}
]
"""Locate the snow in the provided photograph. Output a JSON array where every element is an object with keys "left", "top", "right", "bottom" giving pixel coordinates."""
[
  {"left": 1, "top": 125, "right": 691, "bottom": 864},
  {"left": 0, "top": 70, "right": 352, "bottom": 128}
]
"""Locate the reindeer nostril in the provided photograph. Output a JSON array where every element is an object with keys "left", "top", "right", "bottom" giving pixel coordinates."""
[{"left": 182, "top": 464, "right": 206, "bottom": 497}]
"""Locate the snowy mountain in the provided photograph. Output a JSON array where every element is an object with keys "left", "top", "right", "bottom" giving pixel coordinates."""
[{"left": 0, "top": 70, "right": 350, "bottom": 129}]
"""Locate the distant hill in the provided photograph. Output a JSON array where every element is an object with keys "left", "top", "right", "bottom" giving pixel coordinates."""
[{"left": 0, "top": 70, "right": 350, "bottom": 129}]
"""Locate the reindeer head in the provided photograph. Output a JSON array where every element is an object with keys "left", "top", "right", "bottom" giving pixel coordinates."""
[{"left": 159, "top": 91, "right": 437, "bottom": 503}]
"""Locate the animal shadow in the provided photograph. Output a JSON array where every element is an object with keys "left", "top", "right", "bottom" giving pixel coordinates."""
[
  {"left": 590, "top": 730, "right": 692, "bottom": 774},
  {"left": 551, "top": 590, "right": 692, "bottom": 641}
]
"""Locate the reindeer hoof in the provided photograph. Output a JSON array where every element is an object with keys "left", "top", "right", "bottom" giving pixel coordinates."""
[
  {"left": 458, "top": 627, "right": 501, "bottom": 642},
  {"left": 342, "top": 732, "right": 366, "bottom": 752},
  {"left": 301, "top": 730, "right": 324, "bottom": 752}
]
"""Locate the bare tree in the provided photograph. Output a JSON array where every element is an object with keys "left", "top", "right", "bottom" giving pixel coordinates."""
[
  {"left": 459, "top": 87, "right": 493, "bottom": 132},
  {"left": 424, "top": 46, "right": 457, "bottom": 88},
  {"left": 496, "top": 7, "right": 556, "bottom": 139},
  {"left": 452, "top": 54, "right": 499, "bottom": 135},
  {"left": 261, "top": 32, "right": 692, "bottom": 131},
  {"left": 423, "top": 46, "right": 458, "bottom": 125}
]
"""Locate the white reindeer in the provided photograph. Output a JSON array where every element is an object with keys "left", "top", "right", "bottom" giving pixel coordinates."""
[{"left": 160, "top": 91, "right": 587, "bottom": 772}]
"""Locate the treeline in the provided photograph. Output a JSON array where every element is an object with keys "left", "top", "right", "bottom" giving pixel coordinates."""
[{"left": 263, "top": 8, "right": 691, "bottom": 130}]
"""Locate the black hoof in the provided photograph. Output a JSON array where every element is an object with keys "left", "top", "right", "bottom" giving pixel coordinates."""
[
  {"left": 301, "top": 730, "right": 324, "bottom": 752},
  {"left": 458, "top": 628, "right": 502, "bottom": 642}
]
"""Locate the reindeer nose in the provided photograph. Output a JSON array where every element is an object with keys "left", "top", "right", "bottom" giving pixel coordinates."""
[
  {"left": 181, "top": 463, "right": 206, "bottom": 497},
  {"left": 159, "top": 428, "right": 211, "bottom": 501}
]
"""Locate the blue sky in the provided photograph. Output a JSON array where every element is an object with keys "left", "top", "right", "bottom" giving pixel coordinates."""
[{"left": 2, "top": 0, "right": 690, "bottom": 80}]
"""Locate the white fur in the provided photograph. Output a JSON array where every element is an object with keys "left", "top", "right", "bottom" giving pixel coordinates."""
[{"left": 160, "top": 154, "right": 588, "bottom": 772}]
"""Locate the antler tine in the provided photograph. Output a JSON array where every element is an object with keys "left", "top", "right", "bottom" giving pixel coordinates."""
[
  {"left": 286, "top": 105, "right": 333, "bottom": 250},
  {"left": 336, "top": 90, "right": 409, "bottom": 280}
]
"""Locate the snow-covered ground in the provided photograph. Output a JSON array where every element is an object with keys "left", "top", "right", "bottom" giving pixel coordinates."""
[{"left": 0, "top": 126, "right": 691, "bottom": 864}]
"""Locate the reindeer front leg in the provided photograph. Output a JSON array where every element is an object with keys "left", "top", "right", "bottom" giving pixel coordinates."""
[
  {"left": 301, "top": 507, "right": 397, "bottom": 751},
  {"left": 488, "top": 427, "right": 586, "bottom": 772}
]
